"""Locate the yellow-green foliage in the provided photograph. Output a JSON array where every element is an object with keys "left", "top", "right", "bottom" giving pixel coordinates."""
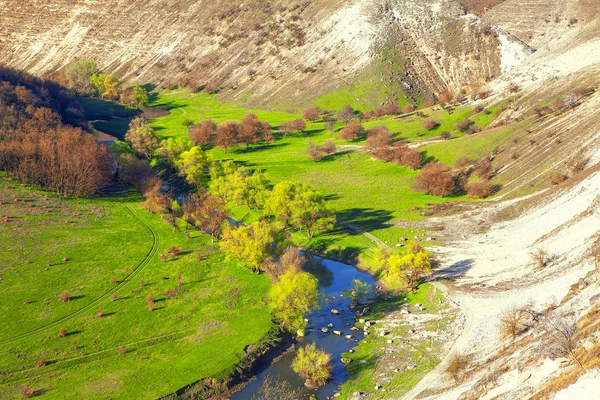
[
  {"left": 220, "top": 220, "right": 280, "bottom": 273},
  {"left": 268, "top": 270, "right": 320, "bottom": 333},
  {"left": 291, "top": 342, "right": 333, "bottom": 387},
  {"left": 372, "top": 240, "right": 431, "bottom": 290}
]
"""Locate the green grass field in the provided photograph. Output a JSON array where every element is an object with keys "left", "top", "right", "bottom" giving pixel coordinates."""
[{"left": 0, "top": 176, "right": 272, "bottom": 399}]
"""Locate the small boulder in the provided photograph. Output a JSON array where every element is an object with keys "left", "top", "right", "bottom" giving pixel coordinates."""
[
  {"left": 333, "top": 330, "right": 342, "bottom": 336},
  {"left": 328, "top": 323, "right": 334, "bottom": 328},
  {"left": 345, "top": 334, "right": 353, "bottom": 340},
  {"left": 331, "top": 309, "right": 341, "bottom": 315},
  {"left": 321, "top": 328, "right": 329, "bottom": 333}
]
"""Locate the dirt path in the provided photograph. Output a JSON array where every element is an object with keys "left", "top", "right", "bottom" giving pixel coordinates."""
[{"left": 0, "top": 202, "right": 160, "bottom": 345}]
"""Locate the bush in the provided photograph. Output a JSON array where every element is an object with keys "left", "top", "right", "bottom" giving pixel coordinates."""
[
  {"left": 455, "top": 157, "right": 471, "bottom": 170},
  {"left": 415, "top": 162, "right": 455, "bottom": 197},
  {"left": 59, "top": 328, "right": 67, "bottom": 338},
  {"left": 118, "top": 346, "right": 127, "bottom": 355},
  {"left": 423, "top": 118, "right": 439, "bottom": 130},
  {"left": 499, "top": 306, "right": 530, "bottom": 340},
  {"left": 58, "top": 290, "right": 70, "bottom": 303},
  {"left": 35, "top": 359, "right": 47, "bottom": 368},
  {"left": 307, "top": 140, "right": 324, "bottom": 162},
  {"left": 337, "top": 104, "right": 355, "bottom": 123},
  {"left": 550, "top": 173, "right": 568, "bottom": 185},
  {"left": 318, "top": 140, "right": 336, "bottom": 155},
  {"left": 291, "top": 343, "right": 332, "bottom": 388},
  {"left": 403, "top": 104, "right": 416, "bottom": 114},
  {"left": 465, "top": 179, "right": 495, "bottom": 198},
  {"left": 473, "top": 156, "right": 493, "bottom": 179},
  {"left": 445, "top": 353, "right": 470, "bottom": 382},
  {"left": 21, "top": 386, "right": 35, "bottom": 398},
  {"left": 456, "top": 119, "right": 474, "bottom": 132},
  {"left": 531, "top": 248, "right": 549, "bottom": 269},
  {"left": 365, "top": 126, "right": 392, "bottom": 151},
  {"left": 96, "top": 309, "right": 104, "bottom": 318}
]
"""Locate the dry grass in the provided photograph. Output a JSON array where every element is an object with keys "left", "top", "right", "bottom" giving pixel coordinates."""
[{"left": 445, "top": 353, "right": 472, "bottom": 382}]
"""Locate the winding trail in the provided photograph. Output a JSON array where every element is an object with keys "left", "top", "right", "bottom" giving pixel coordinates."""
[{"left": 0, "top": 202, "right": 160, "bottom": 345}]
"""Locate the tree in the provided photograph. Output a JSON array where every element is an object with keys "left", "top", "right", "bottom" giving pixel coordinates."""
[
  {"left": 189, "top": 119, "right": 217, "bottom": 147},
  {"left": 215, "top": 121, "right": 239, "bottom": 153},
  {"left": 303, "top": 107, "right": 321, "bottom": 121},
  {"left": 423, "top": 118, "right": 439, "bottom": 130},
  {"left": 373, "top": 241, "right": 431, "bottom": 290},
  {"left": 499, "top": 305, "right": 530, "bottom": 340},
  {"left": 156, "top": 137, "right": 192, "bottom": 162},
  {"left": 220, "top": 220, "right": 282, "bottom": 273},
  {"left": 282, "top": 119, "right": 307, "bottom": 136},
  {"left": 291, "top": 343, "right": 332, "bottom": 388},
  {"left": 343, "top": 279, "right": 375, "bottom": 307},
  {"left": 337, "top": 104, "right": 355, "bottom": 123},
  {"left": 252, "top": 374, "right": 303, "bottom": 400},
  {"left": 365, "top": 126, "right": 392, "bottom": 152},
  {"left": 403, "top": 104, "right": 416, "bottom": 113},
  {"left": 541, "top": 314, "right": 582, "bottom": 368},
  {"left": 531, "top": 248, "right": 549, "bottom": 269},
  {"left": 91, "top": 73, "right": 121, "bottom": 100},
  {"left": 118, "top": 153, "right": 155, "bottom": 192},
  {"left": 266, "top": 182, "right": 335, "bottom": 238},
  {"left": 238, "top": 113, "right": 260, "bottom": 149},
  {"left": 338, "top": 121, "right": 365, "bottom": 141},
  {"left": 269, "top": 270, "right": 320, "bottom": 332},
  {"left": 64, "top": 59, "right": 98, "bottom": 95},
  {"left": 259, "top": 121, "right": 274, "bottom": 143},
  {"left": 125, "top": 116, "right": 160, "bottom": 160},
  {"left": 183, "top": 193, "right": 228, "bottom": 242},
  {"left": 176, "top": 146, "right": 209, "bottom": 187},
  {"left": 307, "top": 139, "right": 324, "bottom": 162},
  {"left": 129, "top": 84, "right": 149, "bottom": 109},
  {"left": 415, "top": 162, "right": 455, "bottom": 197}
]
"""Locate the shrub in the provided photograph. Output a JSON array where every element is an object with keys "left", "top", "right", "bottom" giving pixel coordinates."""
[
  {"left": 59, "top": 328, "right": 67, "bottom": 338},
  {"left": 415, "top": 162, "right": 455, "bottom": 197},
  {"left": 400, "top": 147, "right": 422, "bottom": 170},
  {"left": 291, "top": 343, "right": 332, "bottom": 388},
  {"left": 338, "top": 121, "right": 365, "bottom": 141},
  {"left": 182, "top": 119, "right": 194, "bottom": 128},
  {"left": 403, "top": 104, "right": 416, "bottom": 114},
  {"left": 473, "top": 156, "right": 493, "bottom": 179},
  {"left": 58, "top": 290, "right": 70, "bottom": 303},
  {"left": 550, "top": 173, "right": 568, "bottom": 185},
  {"left": 35, "top": 359, "right": 47, "bottom": 368},
  {"left": 365, "top": 126, "right": 392, "bottom": 151},
  {"left": 531, "top": 248, "right": 549, "bottom": 269},
  {"left": 140, "top": 280, "right": 145, "bottom": 287},
  {"left": 456, "top": 119, "right": 474, "bottom": 132},
  {"left": 63, "top": 256, "right": 69, "bottom": 262},
  {"left": 499, "top": 306, "right": 529, "bottom": 340},
  {"left": 167, "top": 246, "right": 181, "bottom": 257},
  {"left": 423, "top": 118, "right": 439, "bottom": 130},
  {"left": 111, "top": 294, "right": 119, "bottom": 301},
  {"left": 455, "top": 157, "right": 471, "bottom": 170},
  {"left": 318, "top": 140, "right": 336, "bottom": 155},
  {"left": 21, "top": 386, "right": 35, "bottom": 398},
  {"left": 96, "top": 309, "right": 104, "bottom": 318},
  {"left": 438, "top": 89, "right": 453, "bottom": 104},
  {"left": 253, "top": 374, "right": 303, "bottom": 400},
  {"left": 440, "top": 131, "right": 451, "bottom": 140},
  {"left": 465, "top": 179, "right": 495, "bottom": 198},
  {"left": 507, "top": 82, "right": 520, "bottom": 93},
  {"left": 307, "top": 140, "right": 324, "bottom": 162},
  {"left": 445, "top": 353, "right": 470, "bottom": 382},
  {"left": 563, "top": 93, "right": 579, "bottom": 109},
  {"left": 118, "top": 346, "right": 127, "bottom": 355},
  {"left": 111, "top": 277, "right": 118, "bottom": 285}
]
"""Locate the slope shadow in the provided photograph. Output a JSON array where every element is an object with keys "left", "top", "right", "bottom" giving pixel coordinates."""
[{"left": 433, "top": 258, "right": 473, "bottom": 281}]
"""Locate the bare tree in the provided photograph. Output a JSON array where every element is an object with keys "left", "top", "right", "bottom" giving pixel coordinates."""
[
  {"left": 540, "top": 314, "right": 582, "bottom": 368},
  {"left": 189, "top": 119, "right": 217, "bottom": 147},
  {"left": 531, "top": 248, "right": 549, "bottom": 269},
  {"left": 252, "top": 374, "right": 303, "bottom": 400},
  {"left": 215, "top": 121, "right": 239, "bottom": 153}
]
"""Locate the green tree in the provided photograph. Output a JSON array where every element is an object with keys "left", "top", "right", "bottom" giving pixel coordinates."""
[
  {"left": 157, "top": 137, "right": 193, "bottom": 162},
  {"left": 130, "top": 84, "right": 149, "bottom": 108},
  {"left": 220, "top": 220, "right": 282, "bottom": 273},
  {"left": 269, "top": 270, "right": 320, "bottom": 333},
  {"left": 343, "top": 279, "right": 375, "bottom": 307},
  {"left": 374, "top": 240, "right": 431, "bottom": 290},
  {"left": 289, "top": 187, "right": 335, "bottom": 238},
  {"left": 176, "top": 146, "right": 210, "bottom": 187},
  {"left": 124, "top": 116, "right": 160, "bottom": 160},
  {"left": 64, "top": 59, "right": 98, "bottom": 95},
  {"left": 91, "top": 73, "right": 121, "bottom": 100},
  {"left": 291, "top": 343, "right": 332, "bottom": 388}
]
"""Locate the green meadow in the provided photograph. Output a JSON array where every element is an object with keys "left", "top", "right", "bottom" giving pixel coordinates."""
[{"left": 0, "top": 176, "right": 272, "bottom": 399}]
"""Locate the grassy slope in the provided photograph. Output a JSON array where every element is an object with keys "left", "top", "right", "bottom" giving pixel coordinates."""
[
  {"left": 144, "top": 90, "right": 508, "bottom": 257},
  {"left": 0, "top": 177, "right": 271, "bottom": 399}
]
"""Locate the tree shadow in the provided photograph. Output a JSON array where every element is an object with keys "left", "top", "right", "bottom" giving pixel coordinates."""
[
  {"left": 336, "top": 208, "right": 394, "bottom": 233},
  {"left": 319, "top": 150, "right": 354, "bottom": 163},
  {"left": 231, "top": 142, "right": 290, "bottom": 154},
  {"left": 101, "top": 311, "right": 117, "bottom": 317},
  {"left": 69, "top": 295, "right": 86, "bottom": 301},
  {"left": 304, "top": 256, "right": 334, "bottom": 288},
  {"left": 65, "top": 330, "right": 82, "bottom": 337},
  {"left": 433, "top": 259, "right": 473, "bottom": 281}
]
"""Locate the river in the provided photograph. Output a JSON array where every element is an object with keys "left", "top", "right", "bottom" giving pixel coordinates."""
[{"left": 231, "top": 255, "right": 376, "bottom": 399}]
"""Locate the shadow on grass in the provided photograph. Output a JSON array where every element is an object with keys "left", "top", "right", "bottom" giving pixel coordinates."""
[
  {"left": 231, "top": 142, "right": 290, "bottom": 154},
  {"left": 69, "top": 295, "right": 86, "bottom": 301},
  {"left": 319, "top": 150, "right": 354, "bottom": 163},
  {"left": 336, "top": 208, "right": 394, "bottom": 233},
  {"left": 65, "top": 330, "right": 82, "bottom": 337}
]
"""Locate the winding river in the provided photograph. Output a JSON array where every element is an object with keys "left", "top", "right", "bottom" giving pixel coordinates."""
[{"left": 232, "top": 256, "right": 376, "bottom": 399}]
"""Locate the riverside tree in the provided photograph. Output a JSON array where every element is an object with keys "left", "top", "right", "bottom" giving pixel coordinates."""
[
  {"left": 125, "top": 116, "right": 160, "bottom": 160},
  {"left": 176, "top": 146, "right": 210, "bottom": 187},
  {"left": 291, "top": 343, "right": 332, "bottom": 388},
  {"left": 220, "top": 220, "right": 282, "bottom": 273},
  {"left": 373, "top": 240, "right": 432, "bottom": 290},
  {"left": 269, "top": 269, "right": 320, "bottom": 333},
  {"left": 265, "top": 182, "right": 335, "bottom": 238}
]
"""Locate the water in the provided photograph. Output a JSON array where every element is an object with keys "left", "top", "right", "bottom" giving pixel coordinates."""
[{"left": 231, "top": 256, "right": 376, "bottom": 399}]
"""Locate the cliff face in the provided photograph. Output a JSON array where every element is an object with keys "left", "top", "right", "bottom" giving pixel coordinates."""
[{"left": 0, "top": 0, "right": 506, "bottom": 107}]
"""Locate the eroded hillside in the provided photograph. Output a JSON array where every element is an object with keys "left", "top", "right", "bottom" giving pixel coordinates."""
[{"left": 1, "top": 0, "right": 510, "bottom": 107}]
